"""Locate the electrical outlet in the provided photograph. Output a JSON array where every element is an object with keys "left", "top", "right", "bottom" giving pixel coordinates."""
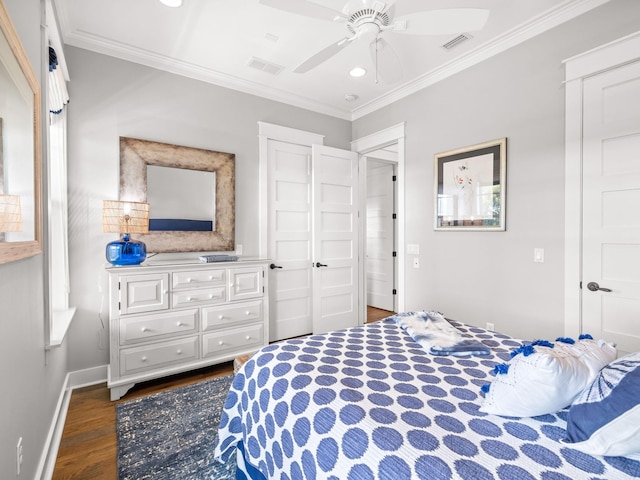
[
  {"left": 235, "top": 244, "right": 243, "bottom": 256},
  {"left": 16, "top": 437, "right": 23, "bottom": 476},
  {"left": 486, "top": 322, "right": 495, "bottom": 331}
]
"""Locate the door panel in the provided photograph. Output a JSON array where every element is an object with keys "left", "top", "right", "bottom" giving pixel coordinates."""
[
  {"left": 582, "top": 61, "right": 640, "bottom": 355},
  {"left": 366, "top": 162, "right": 395, "bottom": 311},
  {"left": 312, "top": 145, "right": 359, "bottom": 335},
  {"left": 268, "top": 140, "right": 313, "bottom": 341}
]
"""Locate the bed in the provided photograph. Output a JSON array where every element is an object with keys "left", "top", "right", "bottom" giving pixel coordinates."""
[{"left": 214, "top": 313, "right": 640, "bottom": 479}]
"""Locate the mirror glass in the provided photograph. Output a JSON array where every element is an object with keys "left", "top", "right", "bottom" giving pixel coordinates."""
[
  {"left": 0, "top": 3, "right": 42, "bottom": 263},
  {"left": 147, "top": 165, "right": 216, "bottom": 232}
]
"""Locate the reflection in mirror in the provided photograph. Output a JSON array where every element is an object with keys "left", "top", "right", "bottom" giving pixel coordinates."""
[
  {"left": 0, "top": 1, "right": 41, "bottom": 263},
  {"left": 0, "top": 32, "right": 34, "bottom": 243},
  {"left": 147, "top": 165, "right": 216, "bottom": 232}
]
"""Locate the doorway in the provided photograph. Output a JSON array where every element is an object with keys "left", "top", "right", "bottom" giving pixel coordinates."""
[
  {"left": 365, "top": 154, "right": 397, "bottom": 313},
  {"left": 352, "top": 122, "right": 406, "bottom": 323}
]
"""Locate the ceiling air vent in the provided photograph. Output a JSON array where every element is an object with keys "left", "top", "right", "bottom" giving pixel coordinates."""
[
  {"left": 442, "top": 33, "right": 472, "bottom": 50},
  {"left": 247, "top": 57, "right": 284, "bottom": 76}
]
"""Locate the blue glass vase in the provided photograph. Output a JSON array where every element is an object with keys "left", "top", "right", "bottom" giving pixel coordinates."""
[{"left": 106, "top": 233, "right": 147, "bottom": 266}]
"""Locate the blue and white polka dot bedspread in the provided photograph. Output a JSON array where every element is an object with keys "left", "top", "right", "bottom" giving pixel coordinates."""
[{"left": 214, "top": 319, "right": 640, "bottom": 479}]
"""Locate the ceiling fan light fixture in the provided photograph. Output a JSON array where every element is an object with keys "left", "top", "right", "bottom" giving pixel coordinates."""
[
  {"left": 159, "top": 0, "right": 183, "bottom": 7},
  {"left": 350, "top": 66, "right": 367, "bottom": 77}
]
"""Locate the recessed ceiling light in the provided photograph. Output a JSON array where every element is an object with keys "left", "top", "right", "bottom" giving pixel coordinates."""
[
  {"left": 159, "top": 0, "right": 182, "bottom": 7},
  {"left": 349, "top": 67, "right": 367, "bottom": 78},
  {"left": 344, "top": 94, "right": 359, "bottom": 102}
]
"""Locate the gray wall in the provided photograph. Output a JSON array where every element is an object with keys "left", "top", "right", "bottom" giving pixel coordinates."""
[
  {"left": 0, "top": 0, "right": 69, "bottom": 478},
  {"left": 353, "top": 0, "right": 640, "bottom": 341},
  {"left": 64, "top": 46, "right": 352, "bottom": 371}
]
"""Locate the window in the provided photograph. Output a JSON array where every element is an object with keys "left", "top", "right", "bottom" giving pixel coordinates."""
[{"left": 45, "top": 3, "right": 74, "bottom": 347}]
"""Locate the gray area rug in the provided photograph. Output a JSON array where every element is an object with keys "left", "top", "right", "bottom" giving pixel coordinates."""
[{"left": 116, "top": 374, "right": 236, "bottom": 480}]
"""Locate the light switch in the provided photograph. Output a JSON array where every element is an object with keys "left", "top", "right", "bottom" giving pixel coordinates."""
[{"left": 534, "top": 248, "right": 544, "bottom": 263}]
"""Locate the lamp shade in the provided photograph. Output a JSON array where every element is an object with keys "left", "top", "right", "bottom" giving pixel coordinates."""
[
  {"left": 102, "top": 200, "right": 150, "bottom": 266},
  {"left": 102, "top": 200, "right": 150, "bottom": 234},
  {"left": 0, "top": 194, "right": 23, "bottom": 232}
]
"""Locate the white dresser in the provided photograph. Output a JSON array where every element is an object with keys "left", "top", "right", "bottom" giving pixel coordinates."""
[{"left": 106, "top": 258, "right": 269, "bottom": 400}]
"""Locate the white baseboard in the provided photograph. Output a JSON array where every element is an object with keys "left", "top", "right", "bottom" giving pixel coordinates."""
[{"left": 36, "top": 365, "right": 108, "bottom": 480}]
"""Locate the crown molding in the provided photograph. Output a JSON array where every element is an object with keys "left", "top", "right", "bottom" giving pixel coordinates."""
[{"left": 55, "top": 0, "right": 609, "bottom": 121}]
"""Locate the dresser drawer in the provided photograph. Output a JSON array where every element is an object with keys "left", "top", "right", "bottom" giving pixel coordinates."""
[
  {"left": 173, "top": 269, "right": 225, "bottom": 289},
  {"left": 120, "top": 309, "right": 198, "bottom": 345},
  {"left": 120, "top": 337, "right": 198, "bottom": 375},
  {"left": 202, "top": 324, "right": 264, "bottom": 358},
  {"left": 172, "top": 286, "right": 226, "bottom": 308},
  {"left": 202, "top": 300, "right": 262, "bottom": 331}
]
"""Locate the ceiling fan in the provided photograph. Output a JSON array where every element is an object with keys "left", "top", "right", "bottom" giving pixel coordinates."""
[{"left": 259, "top": 0, "right": 489, "bottom": 84}]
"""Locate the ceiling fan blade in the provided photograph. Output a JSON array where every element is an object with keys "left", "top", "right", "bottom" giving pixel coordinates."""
[
  {"left": 394, "top": 9, "right": 489, "bottom": 35},
  {"left": 258, "top": 0, "right": 345, "bottom": 22},
  {"left": 369, "top": 38, "right": 403, "bottom": 84},
  {"left": 294, "top": 37, "right": 354, "bottom": 73}
]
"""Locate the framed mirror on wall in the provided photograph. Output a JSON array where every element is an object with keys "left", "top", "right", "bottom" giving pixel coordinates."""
[
  {"left": 0, "top": 0, "right": 42, "bottom": 264},
  {"left": 119, "top": 137, "right": 235, "bottom": 253}
]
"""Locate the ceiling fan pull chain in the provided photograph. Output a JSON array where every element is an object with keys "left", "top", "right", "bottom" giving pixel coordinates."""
[{"left": 375, "top": 34, "right": 379, "bottom": 84}]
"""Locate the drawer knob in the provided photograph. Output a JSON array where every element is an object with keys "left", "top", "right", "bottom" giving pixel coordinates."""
[
  {"left": 141, "top": 327, "right": 149, "bottom": 332},
  {"left": 219, "top": 315, "right": 224, "bottom": 320},
  {"left": 209, "top": 294, "right": 213, "bottom": 299},
  {"left": 187, "top": 278, "right": 193, "bottom": 282},
  {"left": 209, "top": 276, "right": 213, "bottom": 280},
  {"left": 245, "top": 335, "right": 251, "bottom": 340},
  {"left": 176, "top": 349, "right": 182, "bottom": 355},
  {"left": 218, "top": 340, "right": 224, "bottom": 346},
  {"left": 245, "top": 311, "right": 250, "bottom": 316},
  {"left": 187, "top": 297, "right": 192, "bottom": 302},
  {"left": 176, "top": 322, "right": 183, "bottom": 327},
  {"left": 141, "top": 356, "right": 147, "bottom": 362}
]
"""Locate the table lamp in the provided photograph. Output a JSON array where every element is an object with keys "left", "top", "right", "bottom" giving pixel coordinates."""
[
  {"left": 102, "top": 200, "right": 150, "bottom": 265},
  {"left": 0, "top": 194, "right": 23, "bottom": 233}
]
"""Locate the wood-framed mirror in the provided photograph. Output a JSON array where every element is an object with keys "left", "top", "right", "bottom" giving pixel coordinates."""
[
  {"left": 0, "top": 0, "right": 42, "bottom": 264},
  {"left": 119, "top": 137, "right": 235, "bottom": 253}
]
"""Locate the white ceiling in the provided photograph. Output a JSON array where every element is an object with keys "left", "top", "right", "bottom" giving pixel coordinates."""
[{"left": 51, "top": 0, "right": 607, "bottom": 120}]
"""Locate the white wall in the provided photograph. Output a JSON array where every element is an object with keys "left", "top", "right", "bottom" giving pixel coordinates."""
[
  {"left": 0, "top": 1, "right": 69, "bottom": 478},
  {"left": 353, "top": 0, "right": 640, "bottom": 341},
  {"left": 64, "top": 46, "right": 352, "bottom": 371}
]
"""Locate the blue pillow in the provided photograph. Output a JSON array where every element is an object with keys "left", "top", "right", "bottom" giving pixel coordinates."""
[{"left": 564, "top": 352, "right": 640, "bottom": 457}]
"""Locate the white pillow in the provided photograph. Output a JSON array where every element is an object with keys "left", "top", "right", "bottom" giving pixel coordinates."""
[
  {"left": 563, "top": 352, "right": 640, "bottom": 457},
  {"left": 479, "top": 337, "right": 616, "bottom": 417}
]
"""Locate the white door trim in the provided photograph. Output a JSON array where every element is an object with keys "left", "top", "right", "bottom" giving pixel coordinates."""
[
  {"left": 563, "top": 30, "right": 640, "bottom": 337},
  {"left": 352, "top": 123, "right": 406, "bottom": 320},
  {"left": 258, "top": 121, "right": 324, "bottom": 258}
]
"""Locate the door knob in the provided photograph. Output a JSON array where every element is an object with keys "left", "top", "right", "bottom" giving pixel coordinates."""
[
  {"left": 586, "top": 282, "right": 612, "bottom": 292},
  {"left": 315, "top": 262, "right": 328, "bottom": 267},
  {"left": 270, "top": 263, "right": 282, "bottom": 269}
]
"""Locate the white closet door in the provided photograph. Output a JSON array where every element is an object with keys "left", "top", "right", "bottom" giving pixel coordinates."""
[
  {"left": 366, "top": 162, "right": 395, "bottom": 311},
  {"left": 267, "top": 140, "right": 313, "bottom": 341},
  {"left": 311, "top": 145, "right": 359, "bottom": 335},
  {"left": 582, "top": 60, "right": 640, "bottom": 355}
]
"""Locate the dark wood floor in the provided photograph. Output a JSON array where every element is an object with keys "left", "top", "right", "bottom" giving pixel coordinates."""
[{"left": 52, "top": 306, "right": 394, "bottom": 479}]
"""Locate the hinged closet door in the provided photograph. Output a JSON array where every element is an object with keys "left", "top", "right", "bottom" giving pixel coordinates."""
[{"left": 311, "top": 144, "right": 359, "bottom": 335}]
